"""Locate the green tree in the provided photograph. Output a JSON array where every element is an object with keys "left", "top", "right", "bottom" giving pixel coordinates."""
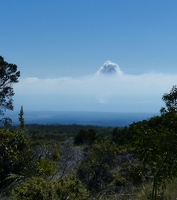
[
  {"left": 0, "top": 56, "right": 20, "bottom": 124},
  {"left": 74, "top": 129, "right": 97, "bottom": 145},
  {"left": 131, "top": 86, "right": 177, "bottom": 199},
  {"left": 160, "top": 85, "right": 177, "bottom": 114},
  {"left": 111, "top": 127, "right": 132, "bottom": 146},
  {"left": 18, "top": 106, "right": 25, "bottom": 130}
]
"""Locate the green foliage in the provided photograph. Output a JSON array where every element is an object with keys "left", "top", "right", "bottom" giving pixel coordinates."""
[
  {"left": 12, "top": 176, "right": 88, "bottom": 200},
  {"left": 0, "top": 129, "right": 36, "bottom": 192},
  {"left": 129, "top": 86, "right": 177, "bottom": 199},
  {"left": 26, "top": 124, "right": 112, "bottom": 145},
  {"left": 130, "top": 115, "right": 177, "bottom": 199},
  {"left": 77, "top": 139, "right": 119, "bottom": 191},
  {"left": 51, "top": 149, "right": 60, "bottom": 161},
  {"left": 133, "top": 179, "right": 177, "bottom": 200},
  {"left": 0, "top": 56, "right": 20, "bottom": 116},
  {"left": 36, "top": 158, "right": 57, "bottom": 177},
  {"left": 12, "top": 177, "right": 51, "bottom": 200},
  {"left": 74, "top": 129, "right": 98, "bottom": 145},
  {"left": 18, "top": 106, "right": 25, "bottom": 130},
  {"left": 111, "top": 127, "right": 132, "bottom": 146},
  {"left": 114, "top": 174, "right": 126, "bottom": 187},
  {"left": 87, "top": 139, "right": 118, "bottom": 167},
  {"left": 161, "top": 85, "right": 177, "bottom": 114},
  {"left": 53, "top": 176, "right": 88, "bottom": 200}
]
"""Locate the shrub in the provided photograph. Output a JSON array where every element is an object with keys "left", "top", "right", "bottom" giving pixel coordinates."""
[
  {"left": 12, "top": 177, "right": 52, "bottom": 200},
  {"left": 12, "top": 176, "right": 88, "bottom": 200}
]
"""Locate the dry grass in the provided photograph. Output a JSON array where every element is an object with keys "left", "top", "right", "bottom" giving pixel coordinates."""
[
  {"left": 133, "top": 179, "right": 177, "bottom": 200},
  {"left": 89, "top": 179, "right": 177, "bottom": 200}
]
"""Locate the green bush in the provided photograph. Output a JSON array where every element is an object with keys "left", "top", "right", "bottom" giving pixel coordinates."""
[
  {"left": 53, "top": 176, "right": 88, "bottom": 199},
  {"left": 36, "top": 158, "right": 58, "bottom": 177},
  {"left": 12, "top": 177, "right": 52, "bottom": 200},
  {"left": 0, "top": 129, "right": 36, "bottom": 192},
  {"left": 12, "top": 176, "right": 88, "bottom": 200},
  {"left": 77, "top": 139, "right": 118, "bottom": 192},
  {"left": 74, "top": 129, "right": 97, "bottom": 145}
]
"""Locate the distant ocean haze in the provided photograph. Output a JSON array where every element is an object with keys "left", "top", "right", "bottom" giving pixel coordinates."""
[{"left": 5, "top": 111, "right": 159, "bottom": 127}]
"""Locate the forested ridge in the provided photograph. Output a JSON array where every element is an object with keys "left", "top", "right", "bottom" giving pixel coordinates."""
[{"left": 1, "top": 56, "right": 177, "bottom": 199}]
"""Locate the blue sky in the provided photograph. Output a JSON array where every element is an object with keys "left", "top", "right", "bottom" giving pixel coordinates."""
[{"left": 1, "top": 0, "right": 177, "bottom": 113}]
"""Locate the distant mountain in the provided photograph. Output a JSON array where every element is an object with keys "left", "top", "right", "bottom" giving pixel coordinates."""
[{"left": 5, "top": 111, "right": 158, "bottom": 127}]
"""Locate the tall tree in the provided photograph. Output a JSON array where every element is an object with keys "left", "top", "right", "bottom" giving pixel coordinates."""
[
  {"left": 131, "top": 85, "right": 177, "bottom": 199},
  {"left": 160, "top": 85, "right": 177, "bottom": 114},
  {"left": 0, "top": 56, "right": 20, "bottom": 116},
  {"left": 18, "top": 106, "right": 25, "bottom": 130}
]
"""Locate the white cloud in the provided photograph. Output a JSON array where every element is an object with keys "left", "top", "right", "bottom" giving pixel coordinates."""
[
  {"left": 96, "top": 60, "right": 123, "bottom": 76},
  {"left": 14, "top": 61, "right": 177, "bottom": 112}
]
